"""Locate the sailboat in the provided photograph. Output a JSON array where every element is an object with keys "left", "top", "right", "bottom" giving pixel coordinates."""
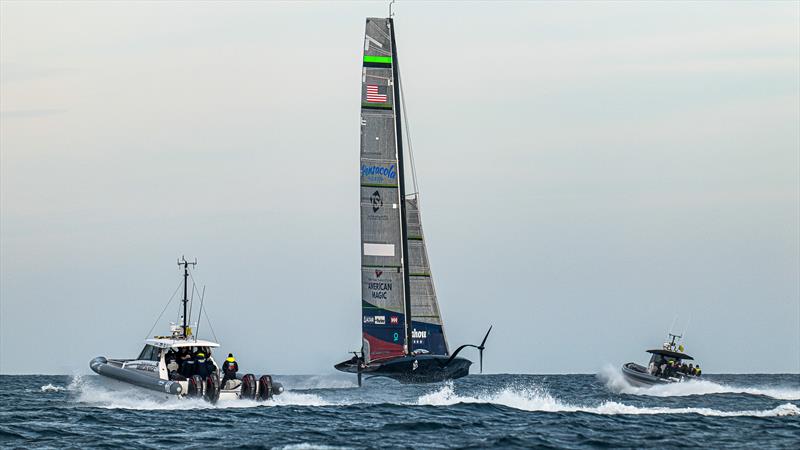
[{"left": 334, "top": 16, "right": 491, "bottom": 385}]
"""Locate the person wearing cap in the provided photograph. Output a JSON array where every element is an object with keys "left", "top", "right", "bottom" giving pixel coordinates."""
[{"left": 222, "top": 353, "right": 239, "bottom": 386}]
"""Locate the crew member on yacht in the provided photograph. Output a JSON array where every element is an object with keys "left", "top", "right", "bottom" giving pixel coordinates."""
[{"left": 222, "top": 353, "right": 238, "bottom": 385}]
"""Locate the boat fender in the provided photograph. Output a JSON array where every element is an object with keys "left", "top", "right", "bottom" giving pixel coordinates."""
[
  {"left": 257, "top": 375, "right": 273, "bottom": 401},
  {"left": 240, "top": 374, "right": 257, "bottom": 400}
]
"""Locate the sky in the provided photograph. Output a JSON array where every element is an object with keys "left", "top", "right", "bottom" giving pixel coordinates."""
[{"left": 1, "top": 1, "right": 798, "bottom": 375}]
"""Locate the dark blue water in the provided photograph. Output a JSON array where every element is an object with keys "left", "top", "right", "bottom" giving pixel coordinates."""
[{"left": 1, "top": 371, "right": 798, "bottom": 448}]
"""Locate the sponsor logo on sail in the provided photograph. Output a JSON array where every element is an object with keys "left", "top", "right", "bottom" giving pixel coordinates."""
[
  {"left": 374, "top": 316, "right": 386, "bottom": 325},
  {"left": 363, "top": 316, "right": 374, "bottom": 324},
  {"left": 368, "top": 278, "right": 392, "bottom": 299},
  {"left": 370, "top": 191, "right": 383, "bottom": 212},
  {"left": 412, "top": 329, "right": 427, "bottom": 339},
  {"left": 375, "top": 270, "right": 383, "bottom": 277},
  {"left": 390, "top": 316, "right": 399, "bottom": 325},
  {"left": 361, "top": 163, "right": 396, "bottom": 182}
]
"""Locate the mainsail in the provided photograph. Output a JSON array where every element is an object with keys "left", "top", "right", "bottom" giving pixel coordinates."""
[{"left": 360, "top": 17, "right": 448, "bottom": 363}]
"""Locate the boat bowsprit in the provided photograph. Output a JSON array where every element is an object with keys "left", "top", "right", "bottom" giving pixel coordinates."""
[
  {"left": 90, "top": 258, "right": 283, "bottom": 403},
  {"left": 335, "top": 16, "right": 491, "bottom": 385}
]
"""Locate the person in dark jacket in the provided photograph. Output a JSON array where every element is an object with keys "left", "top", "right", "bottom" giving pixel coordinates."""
[
  {"left": 194, "top": 352, "right": 218, "bottom": 378},
  {"left": 177, "top": 348, "right": 193, "bottom": 377},
  {"left": 180, "top": 351, "right": 196, "bottom": 378},
  {"left": 222, "top": 353, "right": 239, "bottom": 385},
  {"left": 194, "top": 352, "right": 210, "bottom": 378}
]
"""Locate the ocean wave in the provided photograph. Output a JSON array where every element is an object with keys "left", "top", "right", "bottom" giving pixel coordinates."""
[
  {"left": 279, "top": 375, "right": 358, "bottom": 390},
  {"left": 272, "top": 445, "right": 353, "bottom": 450},
  {"left": 417, "top": 383, "right": 799, "bottom": 417},
  {"left": 40, "top": 383, "right": 66, "bottom": 393},
  {"left": 598, "top": 365, "right": 800, "bottom": 400}
]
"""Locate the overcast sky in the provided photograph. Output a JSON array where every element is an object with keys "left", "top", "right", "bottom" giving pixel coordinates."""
[{"left": 1, "top": 1, "right": 798, "bottom": 375}]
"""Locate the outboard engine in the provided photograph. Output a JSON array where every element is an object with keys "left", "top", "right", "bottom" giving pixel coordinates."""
[
  {"left": 257, "top": 375, "right": 274, "bottom": 401},
  {"left": 204, "top": 373, "right": 220, "bottom": 404},
  {"left": 188, "top": 375, "right": 205, "bottom": 398},
  {"left": 240, "top": 374, "right": 257, "bottom": 400}
]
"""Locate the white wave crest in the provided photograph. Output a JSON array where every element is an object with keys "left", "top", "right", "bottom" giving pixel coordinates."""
[
  {"left": 266, "top": 391, "right": 333, "bottom": 407},
  {"left": 417, "top": 383, "right": 799, "bottom": 417},
  {"left": 40, "top": 383, "right": 66, "bottom": 392},
  {"left": 71, "top": 375, "right": 330, "bottom": 410},
  {"left": 598, "top": 365, "right": 800, "bottom": 400},
  {"left": 279, "top": 375, "right": 358, "bottom": 390}
]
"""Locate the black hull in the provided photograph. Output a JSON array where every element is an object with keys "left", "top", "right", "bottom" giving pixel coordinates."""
[{"left": 335, "top": 354, "right": 472, "bottom": 384}]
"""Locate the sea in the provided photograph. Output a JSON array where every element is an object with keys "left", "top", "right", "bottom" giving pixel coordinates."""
[{"left": 1, "top": 370, "right": 798, "bottom": 449}]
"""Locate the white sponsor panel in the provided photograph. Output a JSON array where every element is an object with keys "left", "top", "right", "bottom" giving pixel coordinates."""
[
  {"left": 374, "top": 316, "right": 386, "bottom": 325},
  {"left": 364, "top": 243, "right": 395, "bottom": 257}
]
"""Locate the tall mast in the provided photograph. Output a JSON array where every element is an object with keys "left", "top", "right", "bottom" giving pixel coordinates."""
[
  {"left": 388, "top": 18, "right": 413, "bottom": 355},
  {"left": 178, "top": 256, "right": 197, "bottom": 338}
]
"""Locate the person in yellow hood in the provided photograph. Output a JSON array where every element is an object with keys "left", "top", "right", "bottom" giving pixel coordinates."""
[{"left": 222, "top": 353, "right": 239, "bottom": 385}]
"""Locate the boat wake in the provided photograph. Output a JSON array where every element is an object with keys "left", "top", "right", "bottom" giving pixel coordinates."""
[
  {"left": 39, "top": 383, "right": 66, "bottom": 393},
  {"left": 68, "top": 375, "right": 330, "bottom": 410},
  {"left": 417, "top": 383, "right": 799, "bottom": 417},
  {"left": 598, "top": 365, "right": 800, "bottom": 400},
  {"left": 278, "top": 375, "right": 359, "bottom": 390}
]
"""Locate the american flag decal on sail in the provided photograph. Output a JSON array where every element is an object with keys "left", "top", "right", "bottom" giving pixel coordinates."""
[{"left": 366, "top": 85, "right": 388, "bottom": 103}]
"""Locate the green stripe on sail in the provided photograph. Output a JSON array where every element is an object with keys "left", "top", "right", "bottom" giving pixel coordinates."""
[
  {"left": 362, "top": 102, "right": 393, "bottom": 110},
  {"left": 363, "top": 55, "right": 393, "bottom": 64},
  {"left": 361, "top": 183, "right": 398, "bottom": 188}
]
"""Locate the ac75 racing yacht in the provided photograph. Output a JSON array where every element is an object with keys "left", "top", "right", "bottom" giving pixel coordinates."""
[
  {"left": 334, "top": 15, "right": 491, "bottom": 385},
  {"left": 90, "top": 258, "right": 283, "bottom": 403}
]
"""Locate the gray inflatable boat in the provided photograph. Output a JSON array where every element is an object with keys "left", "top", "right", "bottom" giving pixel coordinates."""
[{"left": 90, "top": 258, "right": 282, "bottom": 403}]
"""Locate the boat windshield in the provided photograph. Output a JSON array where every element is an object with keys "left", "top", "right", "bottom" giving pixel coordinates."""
[{"left": 137, "top": 344, "right": 161, "bottom": 361}]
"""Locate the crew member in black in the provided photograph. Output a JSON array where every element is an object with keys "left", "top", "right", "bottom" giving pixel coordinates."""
[
  {"left": 222, "top": 353, "right": 239, "bottom": 386},
  {"left": 180, "top": 349, "right": 196, "bottom": 377},
  {"left": 177, "top": 348, "right": 193, "bottom": 377},
  {"left": 194, "top": 352, "right": 217, "bottom": 378}
]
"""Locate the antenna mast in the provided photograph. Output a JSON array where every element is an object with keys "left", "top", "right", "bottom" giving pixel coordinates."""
[{"left": 178, "top": 256, "right": 197, "bottom": 338}]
